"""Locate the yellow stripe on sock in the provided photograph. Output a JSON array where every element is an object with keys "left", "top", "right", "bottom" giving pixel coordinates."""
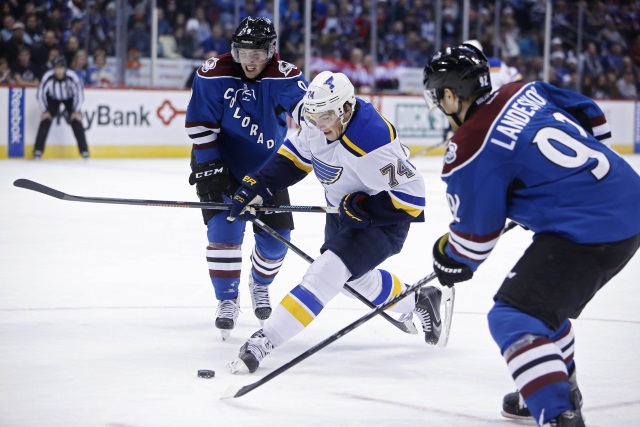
[{"left": 281, "top": 294, "right": 314, "bottom": 326}]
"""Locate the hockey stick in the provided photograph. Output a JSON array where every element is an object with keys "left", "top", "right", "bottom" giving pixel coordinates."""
[
  {"left": 13, "top": 179, "right": 338, "bottom": 214},
  {"left": 250, "top": 217, "right": 418, "bottom": 335},
  {"left": 414, "top": 139, "right": 448, "bottom": 156},
  {"left": 221, "top": 271, "right": 438, "bottom": 400},
  {"left": 220, "top": 221, "right": 519, "bottom": 399}
]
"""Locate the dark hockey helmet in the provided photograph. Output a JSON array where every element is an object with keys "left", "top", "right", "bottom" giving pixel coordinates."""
[
  {"left": 52, "top": 56, "right": 67, "bottom": 68},
  {"left": 231, "top": 17, "right": 277, "bottom": 64},
  {"left": 422, "top": 43, "right": 491, "bottom": 111}
]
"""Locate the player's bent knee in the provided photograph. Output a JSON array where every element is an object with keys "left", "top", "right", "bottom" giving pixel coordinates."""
[{"left": 488, "top": 300, "right": 553, "bottom": 352}]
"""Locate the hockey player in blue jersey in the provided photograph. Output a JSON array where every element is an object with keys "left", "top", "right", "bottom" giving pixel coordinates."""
[
  {"left": 185, "top": 17, "right": 308, "bottom": 340},
  {"left": 225, "top": 71, "right": 451, "bottom": 374},
  {"left": 423, "top": 44, "right": 640, "bottom": 427}
]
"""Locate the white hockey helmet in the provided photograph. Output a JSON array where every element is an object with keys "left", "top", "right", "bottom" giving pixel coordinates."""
[
  {"left": 304, "top": 71, "right": 356, "bottom": 130},
  {"left": 463, "top": 39, "right": 483, "bottom": 52}
]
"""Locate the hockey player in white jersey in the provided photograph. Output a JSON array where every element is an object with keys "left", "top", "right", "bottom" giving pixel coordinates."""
[
  {"left": 423, "top": 44, "right": 640, "bottom": 427},
  {"left": 225, "top": 71, "right": 450, "bottom": 374}
]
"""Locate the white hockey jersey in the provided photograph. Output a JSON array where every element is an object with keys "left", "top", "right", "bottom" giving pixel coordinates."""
[{"left": 262, "top": 98, "right": 425, "bottom": 224}]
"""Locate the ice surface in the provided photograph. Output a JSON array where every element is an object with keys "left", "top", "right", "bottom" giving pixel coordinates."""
[{"left": 1, "top": 156, "right": 639, "bottom": 427}]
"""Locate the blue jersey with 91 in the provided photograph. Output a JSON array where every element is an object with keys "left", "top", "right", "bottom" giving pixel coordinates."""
[
  {"left": 441, "top": 81, "right": 640, "bottom": 270},
  {"left": 185, "top": 53, "right": 307, "bottom": 182}
]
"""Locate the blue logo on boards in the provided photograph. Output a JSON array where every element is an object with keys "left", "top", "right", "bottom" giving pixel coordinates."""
[{"left": 8, "top": 88, "right": 25, "bottom": 158}]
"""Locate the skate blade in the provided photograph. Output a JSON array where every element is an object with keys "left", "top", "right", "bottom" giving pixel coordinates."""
[
  {"left": 437, "top": 286, "right": 455, "bottom": 348},
  {"left": 227, "top": 358, "right": 251, "bottom": 375},
  {"left": 220, "top": 329, "right": 231, "bottom": 341},
  {"left": 403, "top": 319, "right": 419, "bottom": 335}
]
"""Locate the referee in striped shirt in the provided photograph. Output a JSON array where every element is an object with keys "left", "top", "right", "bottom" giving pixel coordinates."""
[{"left": 33, "top": 56, "right": 89, "bottom": 160}]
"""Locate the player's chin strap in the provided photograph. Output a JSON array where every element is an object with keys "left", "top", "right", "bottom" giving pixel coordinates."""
[
  {"left": 439, "top": 100, "right": 464, "bottom": 127},
  {"left": 249, "top": 217, "right": 419, "bottom": 335}
]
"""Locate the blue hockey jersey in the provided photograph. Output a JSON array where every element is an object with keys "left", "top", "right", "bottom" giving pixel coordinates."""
[
  {"left": 185, "top": 53, "right": 307, "bottom": 181},
  {"left": 442, "top": 81, "right": 640, "bottom": 270}
]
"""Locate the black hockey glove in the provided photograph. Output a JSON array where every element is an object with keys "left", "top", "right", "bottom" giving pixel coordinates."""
[
  {"left": 188, "top": 161, "right": 230, "bottom": 202},
  {"left": 432, "top": 233, "right": 473, "bottom": 287},
  {"left": 338, "top": 191, "right": 371, "bottom": 228},
  {"left": 227, "top": 174, "right": 273, "bottom": 222}
]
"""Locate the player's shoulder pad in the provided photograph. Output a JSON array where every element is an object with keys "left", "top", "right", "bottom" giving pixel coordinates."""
[
  {"left": 260, "top": 53, "right": 303, "bottom": 79},
  {"left": 442, "top": 83, "right": 525, "bottom": 175},
  {"left": 339, "top": 100, "right": 397, "bottom": 158},
  {"left": 196, "top": 53, "right": 240, "bottom": 79}
]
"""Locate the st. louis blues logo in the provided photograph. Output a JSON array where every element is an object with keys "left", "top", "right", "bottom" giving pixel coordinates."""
[
  {"left": 312, "top": 156, "right": 343, "bottom": 185},
  {"left": 323, "top": 76, "right": 335, "bottom": 89}
]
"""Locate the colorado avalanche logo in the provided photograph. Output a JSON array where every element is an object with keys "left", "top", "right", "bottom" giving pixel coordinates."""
[
  {"left": 444, "top": 141, "right": 458, "bottom": 164},
  {"left": 278, "top": 60, "right": 296, "bottom": 76},
  {"left": 201, "top": 57, "right": 219, "bottom": 72}
]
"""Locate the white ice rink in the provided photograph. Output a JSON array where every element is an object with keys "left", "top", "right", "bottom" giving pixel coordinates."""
[{"left": 1, "top": 156, "right": 639, "bottom": 427}]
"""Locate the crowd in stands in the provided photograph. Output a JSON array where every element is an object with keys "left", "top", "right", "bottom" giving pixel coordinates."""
[{"left": 0, "top": 0, "right": 638, "bottom": 100}]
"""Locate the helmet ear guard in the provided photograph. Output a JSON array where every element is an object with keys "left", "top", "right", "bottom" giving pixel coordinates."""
[{"left": 304, "top": 71, "right": 356, "bottom": 129}]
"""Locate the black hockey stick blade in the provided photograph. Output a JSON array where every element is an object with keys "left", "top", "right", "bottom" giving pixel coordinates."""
[
  {"left": 251, "top": 217, "right": 418, "bottom": 335},
  {"left": 220, "top": 272, "right": 437, "bottom": 400},
  {"left": 13, "top": 179, "right": 338, "bottom": 213}
]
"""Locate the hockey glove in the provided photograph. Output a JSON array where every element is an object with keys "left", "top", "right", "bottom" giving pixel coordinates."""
[
  {"left": 338, "top": 191, "right": 371, "bottom": 228},
  {"left": 188, "top": 161, "right": 230, "bottom": 202},
  {"left": 227, "top": 174, "right": 272, "bottom": 222},
  {"left": 432, "top": 233, "right": 473, "bottom": 287}
]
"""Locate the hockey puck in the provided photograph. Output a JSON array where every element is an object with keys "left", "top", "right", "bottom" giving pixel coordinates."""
[{"left": 197, "top": 369, "right": 215, "bottom": 378}]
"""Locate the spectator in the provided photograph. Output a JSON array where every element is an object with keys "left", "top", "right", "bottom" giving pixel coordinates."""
[
  {"left": 598, "top": 14, "right": 628, "bottom": 52},
  {"left": 158, "top": 28, "right": 182, "bottom": 58},
  {"left": 1, "top": 14, "right": 14, "bottom": 41},
  {"left": 5, "top": 21, "right": 29, "bottom": 66},
  {"left": 0, "top": 56, "right": 15, "bottom": 84},
  {"left": 12, "top": 46, "right": 39, "bottom": 85},
  {"left": 128, "top": 21, "right": 151, "bottom": 57},
  {"left": 601, "top": 42, "right": 625, "bottom": 73},
  {"left": 23, "top": 13, "right": 41, "bottom": 46},
  {"left": 70, "top": 48, "right": 89, "bottom": 83},
  {"left": 616, "top": 69, "right": 638, "bottom": 99},
  {"left": 201, "top": 22, "right": 228, "bottom": 58},
  {"left": 182, "top": 19, "right": 202, "bottom": 58},
  {"left": 87, "top": 48, "right": 116, "bottom": 86},
  {"left": 62, "top": 17, "right": 86, "bottom": 48},
  {"left": 63, "top": 34, "right": 79, "bottom": 66},
  {"left": 344, "top": 47, "right": 373, "bottom": 93},
  {"left": 582, "top": 41, "right": 604, "bottom": 78}
]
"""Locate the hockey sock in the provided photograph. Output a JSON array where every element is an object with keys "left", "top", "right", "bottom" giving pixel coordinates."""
[
  {"left": 251, "top": 229, "right": 289, "bottom": 285},
  {"left": 207, "top": 243, "right": 242, "bottom": 300},
  {"left": 347, "top": 269, "right": 414, "bottom": 314}
]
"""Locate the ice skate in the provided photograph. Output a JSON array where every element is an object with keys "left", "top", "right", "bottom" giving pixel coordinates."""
[
  {"left": 545, "top": 410, "right": 585, "bottom": 427},
  {"left": 215, "top": 297, "right": 240, "bottom": 341},
  {"left": 248, "top": 276, "right": 271, "bottom": 325},
  {"left": 227, "top": 329, "right": 274, "bottom": 374},
  {"left": 413, "top": 285, "right": 455, "bottom": 347},
  {"left": 502, "top": 370, "right": 583, "bottom": 420}
]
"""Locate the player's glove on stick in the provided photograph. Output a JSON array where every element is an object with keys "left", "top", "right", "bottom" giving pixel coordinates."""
[
  {"left": 338, "top": 191, "right": 371, "bottom": 228},
  {"left": 432, "top": 233, "right": 473, "bottom": 287},
  {"left": 188, "top": 161, "right": 230, "bottom": 202},
  {"left": 227, "top": 174, "right": 273, "bottom": 222}
]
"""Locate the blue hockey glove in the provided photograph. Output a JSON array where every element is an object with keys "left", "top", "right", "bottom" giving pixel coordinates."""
[
  {"left": 432, "top": 233, "right": 473, "bottom": 287},
  {"left": 227, "top": 174, "right": 272, "bottom": 222},
  {"left": 338, "top": 191, "right": 371, "bottom": 228},
  {"left": 188, "top": 161, "right": 230, "bottom": 202}
]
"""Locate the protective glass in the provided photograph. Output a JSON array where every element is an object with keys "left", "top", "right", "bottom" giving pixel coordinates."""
[
  {"left": 304, "top": 109, "right": 340, "bottom": 130},
  {"left": 231, "top": 47, "right": 270, "bottom": 64},
  {"left": 423, "top": 88, "right": 439, "bottom": 111}
]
